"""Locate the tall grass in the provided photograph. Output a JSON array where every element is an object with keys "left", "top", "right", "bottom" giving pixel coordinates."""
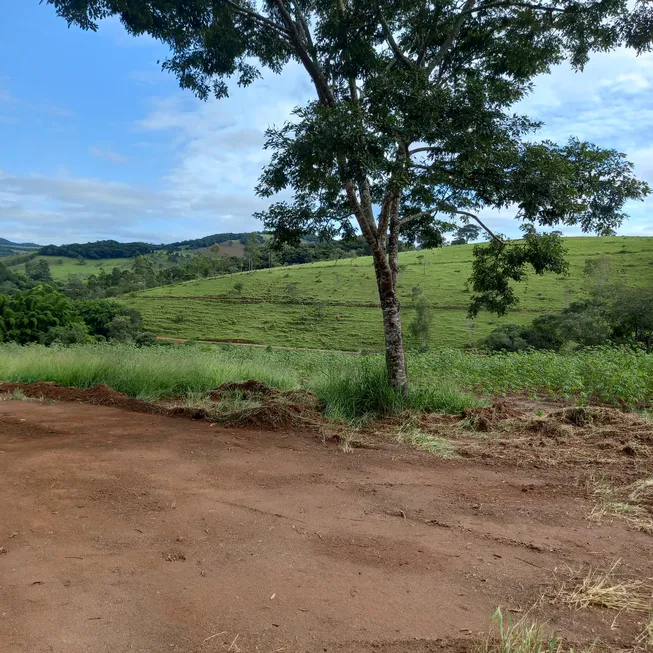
[
  {"left": 0, "top": 343, "right": 650, "bottom": 416},
  {"left": 410, "top": 347, "right": 653, "bottom": 408},
  {"left": 0, "top": 343, "right": 298, "bottom": 401},
  {"left": 315, "top": 358, "right": 480, "bottom": 420}
]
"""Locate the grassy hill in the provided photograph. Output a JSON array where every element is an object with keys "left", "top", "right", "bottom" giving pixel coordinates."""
[
  {"left": 1, "top": 238, "right": 253, "bottom": 282},
  {"left": 5, "top": 255, "right": 142, "bottom": 281},
  {"left": 123, "top": 236, "right": 653, "bottom": 350}
]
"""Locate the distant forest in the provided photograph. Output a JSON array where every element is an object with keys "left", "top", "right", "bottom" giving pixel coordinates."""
[{"left": 39, "top": 233, "right": 264, "bottom": 259}]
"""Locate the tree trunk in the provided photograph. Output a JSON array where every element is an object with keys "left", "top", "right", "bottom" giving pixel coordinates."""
[{"left": 371, "top": 248, "right": 408, "bottom": 392}]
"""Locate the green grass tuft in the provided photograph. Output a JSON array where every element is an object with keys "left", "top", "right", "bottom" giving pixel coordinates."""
[{"left": 314, "top": 358, "right": 479, "bottom": 420}]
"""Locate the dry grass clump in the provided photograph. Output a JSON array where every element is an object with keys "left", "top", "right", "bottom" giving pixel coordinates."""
[
  {"left": 178, "top": 381, "right": 324, "bottom": 430},
  {"left": 588, "top": 476, "right": 653, "bottom": 535},
  {"left": 553, "top": 560, "right": 653, "bottom": 614}
]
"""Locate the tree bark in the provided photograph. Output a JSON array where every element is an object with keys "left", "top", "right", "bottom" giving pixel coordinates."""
[{"left": 371, "top": 246, "right": 408, "bottom": 392}]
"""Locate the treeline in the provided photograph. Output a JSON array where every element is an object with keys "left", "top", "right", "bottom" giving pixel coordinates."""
[
  {"left": 39, "top": 233, "right": 266, "bottom": 259},
  {"left": 36, "top": 232, "right": 380, "bottom": 263},
  {"left": 162, "top": 232, "right": 264, "bottom": 251},
  {"left": 0, "top": 234, "right": 385, "bottom": 301},
  {"left": 40, "top": 240, "right": 159, "bottom": 259},
  {"left": 0, "top": 286, "right": 154, "bottom": 346}
]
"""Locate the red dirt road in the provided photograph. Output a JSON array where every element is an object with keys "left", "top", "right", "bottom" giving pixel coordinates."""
[{"left": 0, "top": 400, "right": 650, "bottom": 653}]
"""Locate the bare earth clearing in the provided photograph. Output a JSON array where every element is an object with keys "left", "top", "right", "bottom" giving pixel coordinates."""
[{"left": 0, "top": 391, "right": 651, "bottom": 653}]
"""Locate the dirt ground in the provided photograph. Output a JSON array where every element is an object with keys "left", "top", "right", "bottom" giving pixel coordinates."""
[{"left": 0, "top": 394, "right": 651, "bottom": 653}]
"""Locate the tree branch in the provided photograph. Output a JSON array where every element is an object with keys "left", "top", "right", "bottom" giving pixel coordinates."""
[
  {"left": 291, "top": 0, "right": 315, "bottom": 50},
  {"left": 269, "top": 0, "right": 335, "bottom": 106},
  {"left": 398, "top": 207, "right": 505, "bottom": 245},
  {"left": 408, "top": 146, "right": 440, "bottom": 156},
  {"left": 427, "top": 0, "right": 475, "bottom": 76},
  {"left": 222, "top": 0, "right": 292, "bottom": 38},
  {"left": 461, "top": 0, "right": 566, "bottom": 14},
  {"left": 451, "top": 210, "right": 505, "bottom": 243},
  {"left": 378, "top": 8, "right": 413, "bottom": 68},
  {"left": 398, "top": 209, "right": 437, "bottom": 228}
]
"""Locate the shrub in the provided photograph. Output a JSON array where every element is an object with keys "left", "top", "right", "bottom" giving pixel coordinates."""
[{"left": 43, "top": 323, "right": 91, "bottom": 346}]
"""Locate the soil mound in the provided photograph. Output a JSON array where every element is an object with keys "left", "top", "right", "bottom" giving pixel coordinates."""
[
  {"left": 453, "top": 398, "right": 652, "bottom": 474},
  {"left": 208, "top": 380, "right": 323, "bottom": 429},
  {"left": 461, "top": 399, "right": 522, "bottom": 431},
  {"left": 0, "top": 382, "right": 165, "bottom": 416},
  {"left": 210, "top": 380, "right": 276, "bottom": 399},
  {"left": 0, "top": 381, "right": 324, "bottom": 432},
  {"left": 552, "top": 406, "right": 642, "bottom": 427}
]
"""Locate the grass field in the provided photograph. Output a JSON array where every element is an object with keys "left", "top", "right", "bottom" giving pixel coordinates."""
[
  {"left": 125, "top": 236, "right": 653, "bottom": 350},
  {"left": 9, "top": 255, "right": 137, "bottom": 280}
]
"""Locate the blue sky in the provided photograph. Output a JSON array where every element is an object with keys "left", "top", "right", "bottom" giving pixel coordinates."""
[{"left": 1, "top": 3, "right": 652, "bottom": 246}]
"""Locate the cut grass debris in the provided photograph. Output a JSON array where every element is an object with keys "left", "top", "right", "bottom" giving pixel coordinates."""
[
  {"left": 588, "top": 476, "right": 653, "bottom": 536},
  {"left": 392, "top": 423, "right": 457, "bottom": 458},
  {"left": 635, "top": 613, "right": 653, "bottom": 649},
  {"left": 554, "top": 560, "right": 653, "bottom": 614}
]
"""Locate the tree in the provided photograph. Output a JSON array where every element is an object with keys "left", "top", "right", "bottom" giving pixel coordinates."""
[
  {"left": 25, "top": 258, "right": 53, "bottom": 283},
  {"left": 244, "top": 233, "right": 262, "bottom": 271},
  {"left": 609, "top": 287, "right": 653, "bottom": 352},
  {"left": 485, "top": 323, "right": 530, "bottom": 352},
  {"left": 451, "top": 224, "right": 481, "bottom": 245},
  {"left": 47, "top": 0, "right": 652, "bottom": 391},
  {"left": 0, "top": 287, "right": 79, "bottom": 344},
  {"left": 43, "top": 323, "right": 91, "bottom": 346},
  {"left": 409, "top": 296, "right": 433, "bottom": 350}
]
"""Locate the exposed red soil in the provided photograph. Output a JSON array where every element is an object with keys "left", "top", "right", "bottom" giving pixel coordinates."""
[{"left": 1, "top": 393, "right": 652, "bottom": 652}]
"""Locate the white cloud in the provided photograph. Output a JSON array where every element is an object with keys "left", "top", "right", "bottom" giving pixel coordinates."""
[
  {"left": 0, "top": 171, "right": 267, "bottom": 245},
  {"left": 519, "top": 50, "right": 653, "bottom": 147},
  {"left": 89, "top": 145, "right": 129, "bottom": 164},
  {"left": 2, "top": 44, "right": 651, "bottom": 244}
]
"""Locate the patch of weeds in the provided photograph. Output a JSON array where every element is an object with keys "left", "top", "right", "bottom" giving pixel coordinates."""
[
  {"left": 553, "top": 560, "right": 653, "bottom": 614},
  {"left": 11, "top": 389, "right": 27, "bottom": 400},
  {"left": 476, "top": 608, "right": 564, "bottom": 653},
  {"left": 393, "top": 423, "right": 457, "bottom": 458},
  {"left": 207, "top": 394, "right": 266, "bottom": 427}
]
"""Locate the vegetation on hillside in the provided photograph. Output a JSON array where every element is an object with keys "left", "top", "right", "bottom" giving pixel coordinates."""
[
  {"left": 126, "top": 237, "right": 653, "bottom": 350},
  {"left": 486, "top": 287, "right": 653, "bottom": 353},
  {"left": 0, "top": 287, "right": 153, "bottom": 346},
  {"left": 38, "top": 232, "right": 262, "bottom": 259}
]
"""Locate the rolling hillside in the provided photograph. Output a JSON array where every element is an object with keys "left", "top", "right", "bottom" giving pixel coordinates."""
[
  {"left": 1, "top": 235, "right": 251, "bottom": 281},
  {"left": 0, "top": 238, "right": 40, "bottom": 257},
  {"left": 124, "top": 236, "right": 653, "bottom": 350}
]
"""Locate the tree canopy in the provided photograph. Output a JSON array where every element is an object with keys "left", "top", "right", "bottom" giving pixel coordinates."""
[{"left": 46, "top": 0, "right": 652, "bottom": 388}]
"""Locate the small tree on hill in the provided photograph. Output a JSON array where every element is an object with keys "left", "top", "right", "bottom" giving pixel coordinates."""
[
  {"left": 244, "top": 233, "right": 262, "bottom": 272},
  {"left": 451, "top": 224, "right": 481, "bottom": 245},
  {"left": 47, "top": 0, "right": 652, "bottom": 391},
  {"left": 25, "top": 259, "right": 53, "bottom": 283},
  {"left": 409, "top": 297, "right": 433, "bottom": 350},
  {"left": 609, "top": 287, "right": 653, "bottom": 353}
]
